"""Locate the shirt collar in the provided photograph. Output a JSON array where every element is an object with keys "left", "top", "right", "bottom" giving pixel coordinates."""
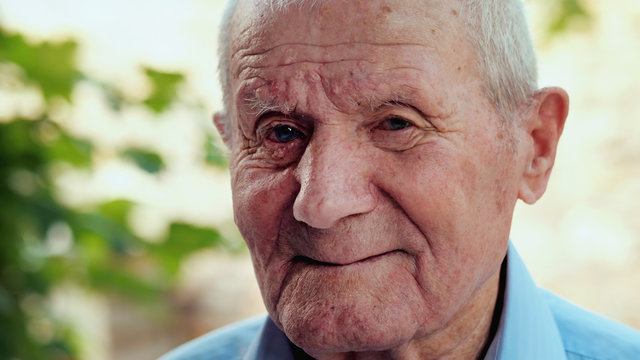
[
  {"left": 244, "top": 316, "right": 295, "bottom": 360},
  {"left": 484, "top": 242, "right": 567, "bottom": 360}
]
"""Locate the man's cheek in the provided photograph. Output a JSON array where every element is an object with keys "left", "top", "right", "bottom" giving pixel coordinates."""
[
  {"left": 233, "top": 167, "right": 297, "bottom": 221},
  {"left": 232, "top": 168, "right": 299, "bottom": 265}
]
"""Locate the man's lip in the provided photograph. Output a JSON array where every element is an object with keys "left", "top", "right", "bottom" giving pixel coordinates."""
[{"left": 294, "top": 250, "right": 406, "bottom": 267}]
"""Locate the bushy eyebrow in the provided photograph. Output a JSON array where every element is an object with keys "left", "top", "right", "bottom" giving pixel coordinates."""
[
  {"left": 241, "top": 85, "right": 421, "bottom": 118},
  {"left": 243, "top": 96, "right": 292, "bottom": 117},
  {"left": 376, "top": 99, "right": 431, "bottom": 122}
]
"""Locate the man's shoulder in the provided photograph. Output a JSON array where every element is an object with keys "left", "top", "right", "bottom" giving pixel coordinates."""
[
  {"left": 542, "top": 290, "right": 640, "bottom": 360},
  {"left": 159, "top": 315, "right": 268, "bottom": 360}
]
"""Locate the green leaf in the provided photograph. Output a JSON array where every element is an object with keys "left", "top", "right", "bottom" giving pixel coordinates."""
[
  {"left": 142, "top": 68, "right": 184, "bottom": 113},
  {"left": 71, "top": 213, "right": 140, "bottom": 255},
  {"left": 44, "top": 132, "right": 93, "bottom": 168},
  {"left": 0, "top": 119, "right": 92, "bottom": 170},
  {"left": 153, "top": 223, "right": 222, "bottom": 275},
  {"left": 76, "top": 232, "right": 109, "bottom": 266},
  {"left": 165, "top": 223, "right": 221, "bottom": 251},
  {"left": 546, "top": 0, "right": 592, "bottom": 36},
  {"left": 205, "top": 135, "right": 229, "bottom": 168},
  {"left": 87, "top": 264, "right": 163, "bottom": 300},
  {"left": 121, "top": 148, "right": 165, "bottom": 174},
  {"left": 98, "top": 199, "right": 135, "bottom": 227},
  {"left": 40, "top": 258, "right": 73, "bottom": 285},
  {"left": 0, "top": 29, "right": 78, "bottom": 100}
]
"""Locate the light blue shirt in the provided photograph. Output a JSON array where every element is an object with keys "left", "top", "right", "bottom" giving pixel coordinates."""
[{"left": 161, "top": 244, "right": 640, "bottom": 359}]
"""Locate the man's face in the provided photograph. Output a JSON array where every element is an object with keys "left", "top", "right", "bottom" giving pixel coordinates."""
[{"left": 225, "top": 0, "right": 529, "bottom": 356}]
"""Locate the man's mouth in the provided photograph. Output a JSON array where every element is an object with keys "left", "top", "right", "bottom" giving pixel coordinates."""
[{"left": 294, "top": 250, "right": 407, "bottom": 267}]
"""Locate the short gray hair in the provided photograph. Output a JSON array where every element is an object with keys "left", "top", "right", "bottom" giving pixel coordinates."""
[
  {"left": 461, "top": 0, "right": 538, "bottom": 120},
  {"left": 216, "top": 0, "right": 537, "bottom": 130}
]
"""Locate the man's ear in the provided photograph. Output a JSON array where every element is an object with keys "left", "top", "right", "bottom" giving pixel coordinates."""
[
  {"left": 213, "top": 111, "right": 232, "bottom": 146},
  {"left": 518, "top": 87, "right": 569, "bottom": 204}
]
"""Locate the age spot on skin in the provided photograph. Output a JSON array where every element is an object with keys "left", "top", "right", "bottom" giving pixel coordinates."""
[{"left": 381, "top": 5, "right": 392, "bottom": 13}]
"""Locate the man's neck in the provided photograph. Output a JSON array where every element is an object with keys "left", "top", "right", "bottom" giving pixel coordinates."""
[{"left": 407, "top": 264, "right": 504, "bottom": 360}]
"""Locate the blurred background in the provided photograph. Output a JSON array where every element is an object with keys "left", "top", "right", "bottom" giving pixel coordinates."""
[{"left": 0, "top": 0, "right": 638, "bottom": 359}]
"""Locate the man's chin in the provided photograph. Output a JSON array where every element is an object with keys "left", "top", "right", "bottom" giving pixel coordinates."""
[
  {"left": 265, "top": 252, "right": 433, "bottom": 355},
  {"left": 273, "top": 280, "right": 426, "bottom": 356},
  {"left": 279, "top": 301, "right": 416, "bottom": 356}
]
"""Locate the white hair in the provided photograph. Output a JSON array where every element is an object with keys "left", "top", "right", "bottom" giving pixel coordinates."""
[
  {"left": 216, "top": 0, "right": 537, "bottom": 131},
  {"left": 461, "top": 0, "right": 538, "bottom": 120}
]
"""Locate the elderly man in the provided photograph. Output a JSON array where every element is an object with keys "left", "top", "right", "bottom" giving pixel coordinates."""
[{"left": 162, "top": 0, "right": 640, "bottom": 359}]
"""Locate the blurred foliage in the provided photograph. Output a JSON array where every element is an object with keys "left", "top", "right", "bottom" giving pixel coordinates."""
[
  {"left": 542, "top": 0, "right": 593, "bottom": 39},
  {"left": 0, "top": 25, "right": 229, "bottom": 360},
  {"left": 121, "top": 148, "right": 166, "bottom": 174},
  {"left": 205, "top": 134, "right": 229, "bottom": 169},
  {"left": 0, "top": 32, "right": 77, "bottom": 100},
  {"left": 143, "top": 68, "right": 185, "bottom": 113}
]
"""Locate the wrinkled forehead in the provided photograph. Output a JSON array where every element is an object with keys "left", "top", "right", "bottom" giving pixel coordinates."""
[{"left": 228, "top": 0, "right": 467, "bottom": 63}]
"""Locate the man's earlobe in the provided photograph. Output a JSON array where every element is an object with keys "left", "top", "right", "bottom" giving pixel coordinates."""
[
  {"left": 213, "top": 111, "right": 232, "bottom": 145},
  {"left": 518, "top": 87, "right": 569, "bottom": 204}
]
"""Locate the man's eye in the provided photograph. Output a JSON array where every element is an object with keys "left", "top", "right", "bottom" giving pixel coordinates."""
[
  {"left": 380, "top": 117, "right": 412, "bottom": 131},
  {"left": 269, "top": 124, "right": 306, "bottom": 143}
]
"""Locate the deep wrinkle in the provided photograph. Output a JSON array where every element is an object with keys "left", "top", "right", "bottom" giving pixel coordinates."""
[{"left": 233, "top": 43, "right": 441, "bottom": 85}]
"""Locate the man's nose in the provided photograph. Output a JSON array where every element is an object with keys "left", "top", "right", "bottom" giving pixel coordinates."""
[{"left": 292, "top": 129, "right": 377, "bottom": 229}]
